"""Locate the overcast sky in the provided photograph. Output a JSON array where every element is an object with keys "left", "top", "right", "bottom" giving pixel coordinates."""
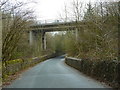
[
  {"left": 19, "top": 0, "right": 118, "bottom": 21},
  {"left": 32, "top": 0, "right": 95, "bottom": 20}
]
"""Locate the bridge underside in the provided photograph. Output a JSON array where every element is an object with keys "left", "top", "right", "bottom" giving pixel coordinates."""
[{"left": 28, "top": 21, "right": 85, "bottom": 50}]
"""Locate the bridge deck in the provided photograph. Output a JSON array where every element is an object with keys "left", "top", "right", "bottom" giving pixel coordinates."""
[{"left": 29, "top": 21, "right": 87, "bottom": 32}]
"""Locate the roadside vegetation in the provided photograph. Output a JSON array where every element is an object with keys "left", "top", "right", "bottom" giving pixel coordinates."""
[
  {"left": 1, "top": 0, "right": 34, "bottom": 81},
  {"left": 63, "top": 1, "right": 119, "bottom": 61}
]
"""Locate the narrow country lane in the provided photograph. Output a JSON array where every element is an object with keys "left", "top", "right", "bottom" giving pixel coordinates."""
[{"left": 5, "top": 56, "right": 110, "bottom": 88}]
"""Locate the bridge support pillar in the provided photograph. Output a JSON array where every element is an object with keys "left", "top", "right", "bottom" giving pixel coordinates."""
[
  {"left": 41, "top": 32, "right": 47, "bottom": 50},
  {"left": 75, "top": 28, "right": 78, "bottom": 41},
  {"left": 29, "top": 30, "right": 33, "bottom": 46}
]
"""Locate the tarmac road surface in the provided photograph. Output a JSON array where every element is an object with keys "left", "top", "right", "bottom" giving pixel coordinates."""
[{"left": 6, "top": 56, "right": 110, "bottom": 88}]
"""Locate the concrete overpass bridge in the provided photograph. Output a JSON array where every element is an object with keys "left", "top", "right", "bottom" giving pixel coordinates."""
[{"left": 28, "top": 21, "right": 86, "bottom": 50}]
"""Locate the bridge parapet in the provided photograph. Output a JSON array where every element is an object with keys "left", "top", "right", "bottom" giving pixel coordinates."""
[{"left": 36, "top": 19, "right": 64, "bottom": 24}]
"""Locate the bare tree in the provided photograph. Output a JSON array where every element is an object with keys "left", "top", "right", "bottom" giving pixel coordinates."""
[
  {"left": 0, "top": 8, "right": 2, "bottom": 87},
  {"left": 72, "top": 0, "right": 83, "bottom": 21},
  {"left": 0, "top": 10, "right": 2, "bottom": 61},
  {"left": 1, "top": 0, "right": 35, "bottom": 67},
  {"left": 62, "top": 1, "right": 118, "bottom": 60}
]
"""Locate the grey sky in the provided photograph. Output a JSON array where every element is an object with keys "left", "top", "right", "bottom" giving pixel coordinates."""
[
  {"left": 33, "top": 0, "right": 95, "bottom": 20},
  {"left": 13, "top": 0, "right": 119, "bottom": 21}
]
